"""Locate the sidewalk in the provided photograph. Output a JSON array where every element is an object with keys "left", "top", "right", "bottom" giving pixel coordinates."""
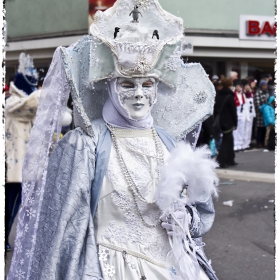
[{"left": 215, "top": 149, "right": 275, "bottom": 183}]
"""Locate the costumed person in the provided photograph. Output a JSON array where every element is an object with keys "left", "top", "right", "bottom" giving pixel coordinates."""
[
  {"left": 5, "top": 53, "right": 41, "bottom": 251},
  {"left": 8, "top": 1, "right": 219, "bottom": 279},
  {"left": 214, "top": 78, "right": 237, "bottom": 168},
  {"left": 3, "top": 84, "right": 11, "bottom": 99},
  {"left": 261, "top": 96, "right": 275, "bottom": 152},
  {"left": 249, "top": 78, "right": 257, "bottom": 95},
  {"left": 229, "top": 71, "right": 238, "bottom": 91},
  {"left": 242, "top": 81, "right": 256, "bottom": 150},
  {"left": 233, "top": 80, "right": 249, "bottom": 151}
]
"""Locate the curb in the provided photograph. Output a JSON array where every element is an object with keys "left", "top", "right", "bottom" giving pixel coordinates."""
[{"left": 215, "top": 169, "right": 275, "bottom": 183}]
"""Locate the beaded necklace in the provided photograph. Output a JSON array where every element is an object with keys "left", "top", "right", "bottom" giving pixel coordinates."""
[{"left": 106, "top": 124, "right": 164, "bottom": 228}]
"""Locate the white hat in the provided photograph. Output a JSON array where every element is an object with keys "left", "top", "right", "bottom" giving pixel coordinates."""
[{"left": 61, "top": 0, "right": 216, "bottom": 139}]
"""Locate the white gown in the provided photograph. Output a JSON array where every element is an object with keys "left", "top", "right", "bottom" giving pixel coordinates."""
[
  {"left": 243, "top": 97, "right": 256, "bottom": 149},
  {"left": 233, "top": 92, "right": 249, "bottom": 151},
  {"left": 94, "top": 128, "right": 209, "bottom": 280}
]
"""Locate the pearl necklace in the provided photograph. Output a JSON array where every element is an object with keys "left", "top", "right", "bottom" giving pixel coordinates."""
[{"left": 107, "top": 124, "right": 164, "bottom": 228}]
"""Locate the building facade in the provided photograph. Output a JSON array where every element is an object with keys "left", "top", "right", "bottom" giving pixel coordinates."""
[{"left": 5, "top": 0, "right": 275, "bottom": 82}]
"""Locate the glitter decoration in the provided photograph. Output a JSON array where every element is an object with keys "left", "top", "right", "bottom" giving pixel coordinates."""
[
  {"left": 193, "top": 90, "right": 207, "bottom": 104},
  {"left": 164, "top": 46, "right": 182, "bottom": 72},
  {"left": 103, "top": 263, "right": 116, "bottom": 277},
  {"left": 135, "top": 55, "right": 152, "bottom": 74}
]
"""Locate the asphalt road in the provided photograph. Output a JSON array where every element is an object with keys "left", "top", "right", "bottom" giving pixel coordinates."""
[
  {"left": 203, "top": 179, "right": 274, "bottom": 280},
  {"left": 203, "top": 147, "right": 275, "bottom": 280},
  {"left": 5, "top": 150, "right": 275, "bottom": 279}
]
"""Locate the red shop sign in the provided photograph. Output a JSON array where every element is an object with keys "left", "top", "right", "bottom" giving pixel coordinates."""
[
  {"left": 240, "top": 15, "right": 275, "bottom": 41},
  {"left": 247, "top": 20, "right": 276, "bottom": 36}
]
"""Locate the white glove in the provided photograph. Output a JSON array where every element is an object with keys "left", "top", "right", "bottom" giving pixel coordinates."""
[{"left": 161, "top": 208, "right": 192, "bottom": 237}]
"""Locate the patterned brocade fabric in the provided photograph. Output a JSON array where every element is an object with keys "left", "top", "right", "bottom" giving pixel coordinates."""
[{"left": 26, "top": 128, "right": 101, "bottom": 279}]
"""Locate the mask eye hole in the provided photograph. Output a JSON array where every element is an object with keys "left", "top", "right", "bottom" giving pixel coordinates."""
[
  {"left": 142, "top": 80, "right": 153, "bottom": 88},
  {"left": 120, "top": 81, "right": 135, "bottom": 89}
]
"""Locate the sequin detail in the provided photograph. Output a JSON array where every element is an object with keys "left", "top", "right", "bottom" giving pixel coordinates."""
[{"left": 164, "top": 46, "right": 182, "bottom": 72}]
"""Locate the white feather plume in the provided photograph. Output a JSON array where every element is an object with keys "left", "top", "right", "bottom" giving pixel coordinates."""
[
  {"left": 156, "top": 141, "right": 219, "bottom": 212},
  {"left": 18, "top": 53, "right": 28, "bottom": 74},
  {"left": 18, "top": 52, "right": 38, "bottom": 79}
]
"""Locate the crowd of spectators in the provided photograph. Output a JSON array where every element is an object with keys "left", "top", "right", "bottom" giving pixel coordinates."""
[{"left": 197, "top": 71, "right": 275, "bottom": 168}]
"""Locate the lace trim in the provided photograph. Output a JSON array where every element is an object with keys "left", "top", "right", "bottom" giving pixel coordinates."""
[
  {"left": 189, "top": 206, "right": 201, "bottom": 236},
  {"left": 90, "top": 41, "right": 100, "bottom": 68},
  {"left": 113, "top": 127, "right": 153, "bottom": 138},
  {"left": 98, "top": 242, "right": 166, "bottom": 268},
  {"left": 164, "top": 46, "right": 182, "bottom": 72},
  {"left": 102, "top": 136, "right": 171, "bottom": 263},
  {"left": 98, "top": 247, "right": 116, "bottom": 278}
]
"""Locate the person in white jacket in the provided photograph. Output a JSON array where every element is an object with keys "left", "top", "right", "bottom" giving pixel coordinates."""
[
  {"left": 5, "top": 53, "right": 41, "bottom": 251},
  {"left": 233, "top": 80, "right": 250, "bottom": 151},
  {"left": 243, "top": 81, "right": 256, "bottom": 149}
]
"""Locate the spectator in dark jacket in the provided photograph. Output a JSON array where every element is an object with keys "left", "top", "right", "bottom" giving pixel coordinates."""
[
  {"left": 214, "top": 78, "right": 238, "bottom": 168},
  {"left": 267, "top": 80, "right": 275, "bottom": 97},
  {"left": 197, "top": 115, "right": 216, "bottom": 147},
  {"left": 254, "top": 80, "right": 269, "bottom": 147},
  {"left": 213, "top": 80, "right": 222, "bottom": 94}
]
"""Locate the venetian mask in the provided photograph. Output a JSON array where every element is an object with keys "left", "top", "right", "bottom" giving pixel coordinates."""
[{"left": 113, "top": 77, "right": 158, "bottom": 120}]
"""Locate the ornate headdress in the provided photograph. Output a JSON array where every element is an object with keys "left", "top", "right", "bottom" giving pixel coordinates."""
[
  {"left": 14, "top": 53, "right": 38, "bottom": 95},
  {"left": 61, "top": 0, "right": 215, "bottom": 139}
]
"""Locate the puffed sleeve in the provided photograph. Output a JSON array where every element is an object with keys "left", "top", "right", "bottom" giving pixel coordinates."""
[{"left": 186, "top": 196, "right": 215, "bottom": 238}]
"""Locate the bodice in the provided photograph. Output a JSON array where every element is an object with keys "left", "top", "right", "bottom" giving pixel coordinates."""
[{"left": 94, "top": 128, "right": 171, "bottom": 265}]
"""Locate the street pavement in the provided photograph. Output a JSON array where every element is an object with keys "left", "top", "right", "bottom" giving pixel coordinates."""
[
  {"left": 5, "top": 149, "right": 275, "bottom": 279},
  {"left": 203, "top": 148, "right": 275, "bottom": 280},
  {"left": 203, "top": 179, "right": 274, "bottom": 280}
]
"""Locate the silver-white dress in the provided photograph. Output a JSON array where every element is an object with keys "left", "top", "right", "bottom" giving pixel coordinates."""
[{"left": 94, "top": 128, "right": 209, "bottom": 280}]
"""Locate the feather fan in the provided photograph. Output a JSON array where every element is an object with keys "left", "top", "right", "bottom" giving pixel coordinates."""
[{"left": 156, "top": 141, "right": 219, "bottom": 211}]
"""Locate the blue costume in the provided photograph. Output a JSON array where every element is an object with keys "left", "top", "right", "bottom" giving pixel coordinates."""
[{"left": 260, "top": 96, "right": 275, "bottom": 127}]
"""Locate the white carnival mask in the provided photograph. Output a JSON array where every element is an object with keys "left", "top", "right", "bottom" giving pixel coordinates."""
[{"left": 113, "top": 77, "right": 158, "bottom": 120}]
